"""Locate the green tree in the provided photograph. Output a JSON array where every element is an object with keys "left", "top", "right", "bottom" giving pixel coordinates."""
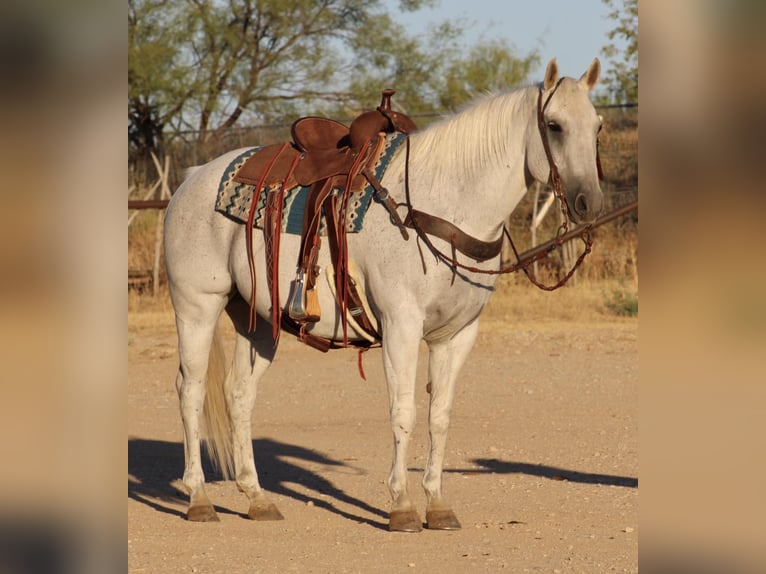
[
  {"left": 129, "top": 0, "right": 538, "bottom": 164},
  {"left": 130, "top": 0, "right": 436, "bottom": 154},
  {"left": 600, "top": 0, "right": 637, "bottom": 104},
  {"left": 129, "top": 0, "right": 196, "bottom": 159},
  {"left": 438, "top": 39, "right": 539, "bottom": 112},
  {"left": 347, "top": 28, "right": 538, "bottom": 117}
]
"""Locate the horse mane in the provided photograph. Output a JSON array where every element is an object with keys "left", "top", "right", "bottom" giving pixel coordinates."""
[{"left": 408, "top": 85, "right": 537, "bottom": 183}]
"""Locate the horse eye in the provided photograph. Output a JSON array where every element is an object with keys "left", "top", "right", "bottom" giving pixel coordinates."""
[{"left": 547, "top": 121, "right": 562, "bottom": 133}]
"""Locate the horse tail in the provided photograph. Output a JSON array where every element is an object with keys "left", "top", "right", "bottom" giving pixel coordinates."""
[{"left": 202, "top": 325, "right": 236, "bottom": 480}]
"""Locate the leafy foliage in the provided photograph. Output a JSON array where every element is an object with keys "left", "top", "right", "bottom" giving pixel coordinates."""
[
  {"left": 605, "top": 286, "right": 638, "bottom": 317},
  {"left": 129, "top": 0, "right": 197, "bottom": 153},
  {"left": 128, "top": 0, "right": 538, "bottom": 161},
  {"left": 599, "top": 0, "right": 637, "bottom": 104}
]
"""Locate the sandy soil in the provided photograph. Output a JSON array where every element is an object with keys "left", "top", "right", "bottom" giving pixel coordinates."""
[{"left": 128, "top": 317, "right": 637, "bottom": 573}]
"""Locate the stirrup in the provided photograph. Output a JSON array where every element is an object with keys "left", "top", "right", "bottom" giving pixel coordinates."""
[
  {"left": 287, "top": 270, "right": 321, "bottom": 323},
  {"left": 287, "top": 271, "right": 307, "bottom": 320}
]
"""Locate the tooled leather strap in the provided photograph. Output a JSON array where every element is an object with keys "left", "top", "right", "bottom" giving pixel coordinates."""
[
  {"left": 325, "top": 194, "right": 382, "bottom": 345},
  {"left": 264, "top": 151, "right": 301, "bottom": 343},
  {"left": 331, "top": 138, "right": 375, "bottom": 345},
  {"left": 246, "top": 142, "right": 289, "bottom": 332},
  {"left": 297, "top": 178, "right": 334, "bottom": 291}
]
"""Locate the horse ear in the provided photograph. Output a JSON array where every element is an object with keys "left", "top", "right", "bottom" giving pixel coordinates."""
[
  {"left": 543, "top": 58, "right": 559, "bottom": 91},
  {"left": 579, "top": 58, "right": 601, "bottom": 91}
]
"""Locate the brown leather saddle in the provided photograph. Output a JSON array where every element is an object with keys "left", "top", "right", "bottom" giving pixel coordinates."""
[{"left": 232, "top": 90, "right": 417, "bottom": 351}]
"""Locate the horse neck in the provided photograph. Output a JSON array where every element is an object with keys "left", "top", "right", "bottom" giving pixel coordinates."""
[{"left": 403, "top": 88, "right": 537, "bottom": 240}]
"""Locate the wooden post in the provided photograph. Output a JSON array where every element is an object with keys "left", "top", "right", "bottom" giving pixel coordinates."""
[
  {"left": 558, "top": 205, "right": 577, "bottom": 286},
  {"left": 530, "top": 183, "right": 539, "bottom": 276},
  {"left": 150, "top": 152, "right": 171, "bottom": 297},
  {"left": 502, "top": 182, "right": 555, "bottom": 273},
  {"left": 531, "top": 184, "right": 555, "bottom": 277}
]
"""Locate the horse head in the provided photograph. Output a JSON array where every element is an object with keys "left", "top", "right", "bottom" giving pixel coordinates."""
[{"left": 527, "top": 58, "right": 605, "bottom": 224}]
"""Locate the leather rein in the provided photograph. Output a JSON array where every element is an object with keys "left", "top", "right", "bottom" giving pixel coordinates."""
[{"left": 394, "top": 80, "right": 600, "bottom": 290}]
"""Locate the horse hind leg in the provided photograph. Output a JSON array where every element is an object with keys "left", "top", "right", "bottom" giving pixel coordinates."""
[
  {"left": 422, "top": 320, "right": 480, "bottom": 530},
  {"left": 223, "top": 296, "right": 284, "bottom": 521},
  {"left": 173, "top": 291, "right": 229, "bottom": 522}
]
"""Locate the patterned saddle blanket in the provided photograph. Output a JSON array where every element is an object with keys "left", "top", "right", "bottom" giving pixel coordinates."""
[{"left": 215, "top": 132, "right": 406, "bottom": 235}]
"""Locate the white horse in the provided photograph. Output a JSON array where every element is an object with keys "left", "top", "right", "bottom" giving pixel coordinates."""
[{"left": 164, "top": 58, "right": 604, "bottom": 531}]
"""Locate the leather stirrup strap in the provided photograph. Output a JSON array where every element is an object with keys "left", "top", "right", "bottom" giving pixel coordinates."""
[
  {"left": 246, "top": 142, "right": 289, "bottom": 332},
  {"left": 325, "top": 194, "right": 381, "bottom": 344},
  {"left": 265, "top": 151, "right": 301, "bottom": 344},
  {"left": 333, "top": 138, "right": 374, "bottom": 344},
  {"left": 297, "top": 179, "right": 335, "bottom": 290}
]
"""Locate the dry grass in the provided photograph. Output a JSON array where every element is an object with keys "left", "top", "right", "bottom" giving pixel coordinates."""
[
  {"left": 599, "top": 109, "right": 638, "bottom": 189},
  {"left": 482, "top": 274, "right": 638, "bottom": 332},
  {"left": 128, "top": 205, "right": 638, "bottom": 335},
  {"left": 128, "top": 205, "right": 166, "bottom": 280},
  {"left": 128, "top": 271, "right": 637, "bottom": 340},
  {"left": 128, "top": 286, "right": 175, "bottom": 332}
]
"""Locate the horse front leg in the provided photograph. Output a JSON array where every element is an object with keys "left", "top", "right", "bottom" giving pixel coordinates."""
[
  {"left": 381, "top": 317, "right": 423, "bottom": 532},
  {"left": 423, "top": 319, "right": 480, "bottom": 530}
]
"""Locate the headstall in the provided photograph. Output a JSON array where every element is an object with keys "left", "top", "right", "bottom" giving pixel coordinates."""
[{"left": 396, "top": 79, "right": 600, "bottom": 290}]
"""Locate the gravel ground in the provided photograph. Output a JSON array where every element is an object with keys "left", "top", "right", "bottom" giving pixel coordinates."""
[{"left": 128, "top": 318, "right": 637, "bottom": 573}]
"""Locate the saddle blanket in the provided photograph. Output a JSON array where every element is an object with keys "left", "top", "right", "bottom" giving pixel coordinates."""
[{"left": 215, "top": 132, "right": 406, "bottom": 235}]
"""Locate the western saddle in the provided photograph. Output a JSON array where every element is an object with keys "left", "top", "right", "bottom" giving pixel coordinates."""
[{"left": 232, "top": 90, "right": 417, "bottom": 351}]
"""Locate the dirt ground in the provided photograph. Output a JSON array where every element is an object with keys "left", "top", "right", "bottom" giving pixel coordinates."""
[{"left": 128, "top": 314, "right": 637, "bottom": 573}]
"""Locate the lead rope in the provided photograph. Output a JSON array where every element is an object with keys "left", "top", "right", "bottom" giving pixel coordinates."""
[{"left": 504, "top": 226, "right": 593, "bottom": 290}]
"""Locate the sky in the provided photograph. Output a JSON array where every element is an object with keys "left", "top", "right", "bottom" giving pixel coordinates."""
[{"left": 388, "top": 0, "right": 625, "bottom": 89}]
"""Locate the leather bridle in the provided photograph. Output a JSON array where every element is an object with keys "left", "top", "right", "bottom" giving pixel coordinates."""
[{"left": 398, "top": 80, "right": 601, "bottom": 290}]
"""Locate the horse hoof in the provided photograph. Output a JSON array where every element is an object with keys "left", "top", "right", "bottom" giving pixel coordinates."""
[
  {"left": 426, "top": 509, "right": 462, "bottom": 530},
  {"left": 389, "top": 509, "right": 423, "bottom": 532},
  {"left": 248, "top": 502, "right": 284, "bottom": 521},
  {"left": 187, "top": 505, "right": 220, "bottom": 522}
]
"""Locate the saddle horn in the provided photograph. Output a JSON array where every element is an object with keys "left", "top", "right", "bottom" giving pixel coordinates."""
[
  {"left": 378, "top": 89, "right": 395, "bottom": 112},
  {"left": 349, "top": 90, "right": 417, "bottom": 153}
]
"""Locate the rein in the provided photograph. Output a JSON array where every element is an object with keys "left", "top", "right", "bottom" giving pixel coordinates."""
[{"left": 398, "top": 81, "right": 595, "bottom": 290}]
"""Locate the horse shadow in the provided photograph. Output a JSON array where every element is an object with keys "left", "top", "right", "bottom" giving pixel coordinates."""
[
  {"left": 127, "top": 437, "right": 389, "bottom": 529},
  {"left": 464, "top": 458, "right": 638, "bottom": 488},
  {"left": 404, "top": 458, "right": 637, "bottom": 488}
]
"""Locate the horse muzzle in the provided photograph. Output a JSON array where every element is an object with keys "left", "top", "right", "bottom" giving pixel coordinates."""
[{"left": 568, "top": 188, "right": 604, "bottom": 225}]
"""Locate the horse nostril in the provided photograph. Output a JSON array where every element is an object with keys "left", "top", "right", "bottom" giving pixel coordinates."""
[{"left": 574, "top": 193, "right": 588, "bottom": 215}]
